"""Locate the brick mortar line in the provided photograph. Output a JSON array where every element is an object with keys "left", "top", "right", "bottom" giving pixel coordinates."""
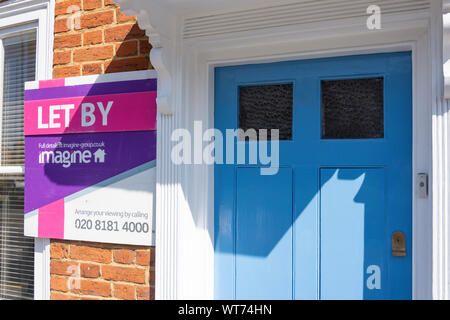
[
  {"left": 51, "top": 240, "right": 154, "bottom": 250},
  {"left": 50, "top": 258, "right": 151, "bottom": 269},
  {"left": 50, "top": 260, "right": 152, "bottom": 283},
  {"left": 55, "top": 6, "right": 117, "bottom": 20},
  {"left": 53, "top": 42, "right": 150, "bottom": 57},
  {"left": 52, "top": 293, "right": 138, "bottom": 300},
  {"left": 50, "top": 289, "right": 154, "bottom": 300},
  {"left": 50, "top": 275, "right": 150, "bottom": 287},
  {"left": 53, "top": 60, "right": 152, "bottom": 73},
  {"left": 54, "top": 48, "right": 150, "bottom": 58},
  {"left": 50, "top": 279, "right": 153, "bottom": 299},
  {"left": 50, "top": 247, "right": 154, "bottom": 265},
  {"left": 56, "top": 55, "right": 150, "bottom": 65},
  {"left": 50, "top": 248, "right": 155, "bottom": 263},
  {"left": 51, "top": 275, "right": 151, "bottom": 286},
  {"left": 50, "top": 279, "right": 154, "bottom": 290},
  {"left": 51, "top": 239, "right": 154, "bottom": 247},
  {"left": 51, "top": 281, "right": 152, "bottom": 290},
  {"left": 54, "top": 21, "right": 140, "bottom": 37},
  {"left": 73, "top": 39, "right": 147, "bottom": 51},
  {"left": 51, "top": 291, "right": 116, "bottom": 300}
]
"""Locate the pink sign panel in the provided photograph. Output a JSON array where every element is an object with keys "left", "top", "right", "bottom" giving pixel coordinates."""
[{"left": 25, "top": 91, "right": 156, "bottom": 135}]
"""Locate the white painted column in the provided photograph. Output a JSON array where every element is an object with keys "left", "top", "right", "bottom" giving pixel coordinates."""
[
  {"left": 432, "top": 98, "right": 450, "bottom": 300},
  {"left": 153, "top": 45, "right": 180, "bottom": 299},
  {"left": 433, "top": 0, "right": 450, "bottom": 300},
  {"left": 155, "top": 109, "right": 180, "bottom": 299}
]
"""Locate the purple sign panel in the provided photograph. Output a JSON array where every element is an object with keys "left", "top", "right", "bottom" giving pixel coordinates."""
[{"left": 24, "top": 71, "right": 157, "bottom": 246}]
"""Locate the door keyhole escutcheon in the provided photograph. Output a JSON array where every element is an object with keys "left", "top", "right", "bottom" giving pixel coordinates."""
[{"left": 392, "top": 232, "right": 406, "bottom": 257}]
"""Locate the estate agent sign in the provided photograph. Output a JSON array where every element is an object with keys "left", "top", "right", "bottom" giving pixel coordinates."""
[{"left": 23, "top": 70, "right": 157, "bottom": 246}]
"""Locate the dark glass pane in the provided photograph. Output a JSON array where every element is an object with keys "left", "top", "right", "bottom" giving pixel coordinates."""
[
  {"left": 239, "top": 84, "right": 293, "bottom": 140},
  {"left": 321, "top": 78, "right": 384, "bottom": 139}
]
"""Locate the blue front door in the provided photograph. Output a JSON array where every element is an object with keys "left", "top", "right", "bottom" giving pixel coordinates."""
[{"left": 214, "top": 52, "right": 412, "bottom": 300}]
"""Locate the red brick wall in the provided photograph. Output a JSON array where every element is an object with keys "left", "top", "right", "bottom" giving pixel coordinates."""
[
  {"left": 53, "top": 0, "right": 152, "bottom": 78},
  {"left": 50, "top": 241, "right": 154, "bottom": 300},
  {"left": 50, "top": 0, "right": 155, "bottom": 300}
]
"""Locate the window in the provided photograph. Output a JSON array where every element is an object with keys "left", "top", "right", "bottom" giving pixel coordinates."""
[
  {"left": 239, "top": 84, "right": 293, "bottom": 140},
  {"left": 0, "top": 0, "right": 54, "bottom": 300},
  {"left": 0, "top": 32, "right": 36, "bottom": 300},
  {"left": 321, "top": 78, "right": 384, "bottom": 139}
]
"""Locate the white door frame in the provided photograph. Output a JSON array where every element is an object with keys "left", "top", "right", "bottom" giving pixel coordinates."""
[
  {"left": 0, "top": 0, "right": 55, "bottom": 300},
  {"left": 206, "top": 45, "right": 431, "bottom": 300},
  {"left": 163, "top": 9, "right": 437, "bottom": 300}
]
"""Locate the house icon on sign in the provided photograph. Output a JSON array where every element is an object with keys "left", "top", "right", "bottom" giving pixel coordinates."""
[{"left": 94, "top": 149, "right": 106, "bottom": 163}]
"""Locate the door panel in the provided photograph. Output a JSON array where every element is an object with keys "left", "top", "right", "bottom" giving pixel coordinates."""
[
  {"left": 236, "top": 167, "right": 293, "bottom": 299},
  {"left": 293, "top": 166, "right": 319, "bottom": 300},
  {"left": 320, "top": 168, "right": 386, "bottom": 300},
  {"left": 214, "top": 52, "right": 412, "bottom": 300}
]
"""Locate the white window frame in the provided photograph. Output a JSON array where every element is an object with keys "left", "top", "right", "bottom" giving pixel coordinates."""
[{"left": 0, "top": 0, "right": 55, "bottom": 300}]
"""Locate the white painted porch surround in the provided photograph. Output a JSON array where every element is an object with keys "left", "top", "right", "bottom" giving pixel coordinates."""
[{"left": 112, "top": 0, "right": 449, "bottom": 300}]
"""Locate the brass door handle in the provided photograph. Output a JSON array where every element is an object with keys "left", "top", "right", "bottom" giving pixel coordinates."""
[{"left": 392, "top": 231, "right": 406, "bottom": 257}]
